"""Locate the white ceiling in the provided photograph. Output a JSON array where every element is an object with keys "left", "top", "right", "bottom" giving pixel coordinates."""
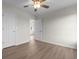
[{"left": 3, "top": 0, "right": 77, "bottom": 17}]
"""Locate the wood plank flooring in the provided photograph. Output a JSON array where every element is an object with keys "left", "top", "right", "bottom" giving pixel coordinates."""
[{"left": 2, "top": 40, "right": 77, "bottom": 59}]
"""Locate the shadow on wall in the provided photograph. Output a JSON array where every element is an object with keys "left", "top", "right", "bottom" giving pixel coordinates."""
[{"left": 42, "top": 4, "right": 77, "bottom": 20}]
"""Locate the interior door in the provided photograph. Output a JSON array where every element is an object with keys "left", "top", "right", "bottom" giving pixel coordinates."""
[{"left": 2, "top": 10, "right": 16, "bottom": 48}]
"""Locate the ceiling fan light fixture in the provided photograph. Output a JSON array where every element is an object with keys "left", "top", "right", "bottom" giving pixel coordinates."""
[
  {"left": 33, "top": 1, "right": 41, "bottom": 8},
  {"left": 24, "top": 0, "right": 49, "bottom": 12}
]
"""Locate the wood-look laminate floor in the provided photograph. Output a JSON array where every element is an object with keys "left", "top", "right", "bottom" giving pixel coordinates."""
[{"left": 2, "top": 40, "right": 77, "bottom": 59}]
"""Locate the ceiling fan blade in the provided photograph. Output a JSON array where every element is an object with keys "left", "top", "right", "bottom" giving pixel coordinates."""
[
  {"left": 24, "top": 5, "right": 29, "bottom": 8},
  {"left": 41, "top": 5, "right": 49, "bottom": 8},
  {"left": 40, "top": 0, "right": 46, "bottom": 2}
]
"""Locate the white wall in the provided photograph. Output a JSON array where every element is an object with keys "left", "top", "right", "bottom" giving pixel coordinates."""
[
  {"left": 2, "top": 3, "right": 31, "bottom": 48},
  {"left": 15, "top": 8, "right": 31, "bottom": 45},
  {"left": 42, "top": 5, "right": 77, "bottom": 49}
]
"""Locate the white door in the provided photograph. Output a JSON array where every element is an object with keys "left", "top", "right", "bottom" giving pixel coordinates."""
[{"left": 2, "top": 10, "right": 16, "bottom": 48}]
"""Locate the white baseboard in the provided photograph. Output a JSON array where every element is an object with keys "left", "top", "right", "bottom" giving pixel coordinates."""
[
  {"left": 36, "top": 39, "right": 77, "bottom": 49},
  {"left": 2, "top": 40, "right": 29, "bottom": 49},
  {"left": 15, "top": 40, "right": 29, "bottom": 46}
]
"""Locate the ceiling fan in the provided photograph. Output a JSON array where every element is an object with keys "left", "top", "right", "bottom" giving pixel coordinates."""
[{"left": 24, "top": 0, "right": 49, "bottom": 12}]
